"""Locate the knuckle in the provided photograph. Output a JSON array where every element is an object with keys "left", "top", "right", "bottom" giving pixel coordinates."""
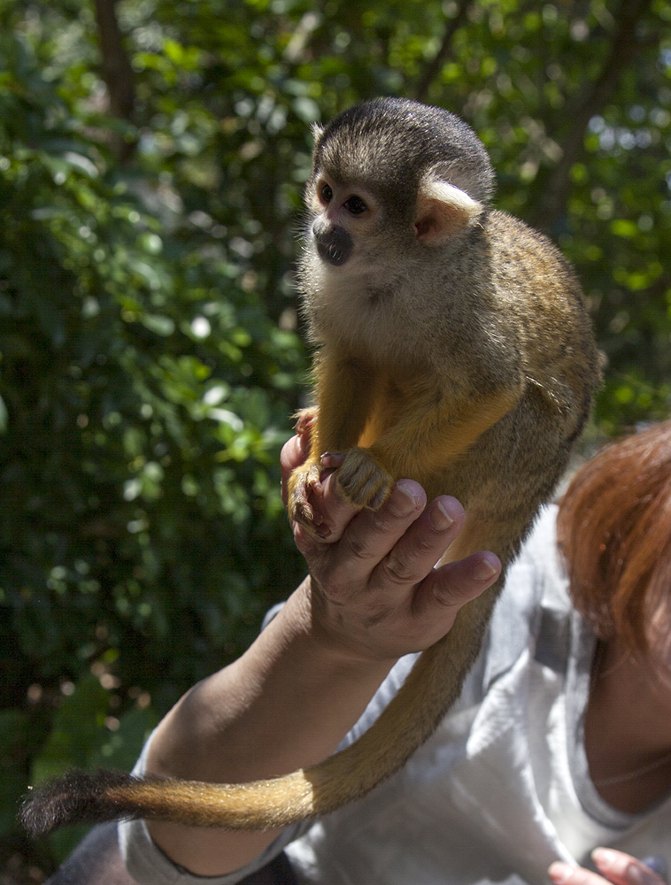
[
  {"left": 312, "top": 570, "right": 348, "bottom": 606},
  {"left": 367, "top": 510, "right": 396, "bottom": 537},
  {"left": 380, "top": 552, "right": 416, "bottom": 585},
  {"left": 361, "top": 603, "right": 392, "bottom": 629},
  {"left": 342, "top": 532, "right": 372, "bottom": 563},
  {"left": 431, "top": 585, "right": 467, "bottom": 610},
  {"left": 429, "top": 570, "right": 475, "bottom": 610},
  {"left": 415, "top": 530, "right": 444, "bottom": 556}
]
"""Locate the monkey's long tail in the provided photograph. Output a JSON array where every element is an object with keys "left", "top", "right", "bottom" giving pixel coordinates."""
[{"left": 21, "top": 588, "right": 497, "bottom": 835}]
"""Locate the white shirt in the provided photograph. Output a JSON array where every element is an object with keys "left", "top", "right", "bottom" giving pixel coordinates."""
[{"left": 120, "top": 507, "right": 670, "bottom": 884}]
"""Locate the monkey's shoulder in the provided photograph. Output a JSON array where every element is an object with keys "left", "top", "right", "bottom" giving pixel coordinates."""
[
  {"left": 475, "top": 210, "right": 588, "bottom": 324},
  {"left": 465, "top": 210, "right": 599, "bottom": 393},
  {"left": 483, "top": 210, "right": 575, "bottom": 275}
]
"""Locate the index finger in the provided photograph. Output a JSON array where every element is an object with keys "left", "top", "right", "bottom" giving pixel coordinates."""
[
  {"left": 336, "top": 479, "right": 429, "bottom": 571},
  {"left": 296, "top": 480, "right": 428, "bottom": 597},
  {"left": 549, "top": 852, "right": 667, "bottom": 885},
  {"left": 280, "top": 434, "right": 311, "bottom": 504},
  {"left": 592, "top": 849, "right": 667, "bottom": 885}
]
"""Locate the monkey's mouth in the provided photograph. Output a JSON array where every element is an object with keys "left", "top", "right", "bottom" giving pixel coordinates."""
[{"left": 317, "top": 242, "right": 347, "bottom": 265}]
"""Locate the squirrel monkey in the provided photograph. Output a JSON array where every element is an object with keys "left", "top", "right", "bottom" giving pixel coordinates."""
[{"left": 21, "top": 98, "right": 600, "bottom": 835}]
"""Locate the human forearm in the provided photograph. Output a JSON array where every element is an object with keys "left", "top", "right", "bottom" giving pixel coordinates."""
[{"left": 145, "top": 578, "right": 394, "bottom": 875}]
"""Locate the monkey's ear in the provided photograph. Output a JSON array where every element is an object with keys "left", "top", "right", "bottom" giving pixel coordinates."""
[
  {"left": 311, "top": 123, "right": 325, "bottom": 143},
  {"left": 414, "top": 177, "right": 483, "bottom": 244}
]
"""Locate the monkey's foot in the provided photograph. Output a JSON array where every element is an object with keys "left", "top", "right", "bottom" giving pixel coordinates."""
[
  {"left": 287, "top": 461, "right": 330, "bottom": 537},
  {"left": 337, "top": 448, "right": 393, "bottom": 510}
]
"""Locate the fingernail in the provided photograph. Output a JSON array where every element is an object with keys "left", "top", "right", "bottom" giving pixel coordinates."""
[
  {"left": 474, "top": 555, "right": 499, "bottom": 581},
  {"left": 592, "top": 850, "right": 662, "bottom": 885},
  {"left": 592, "top": 849, "right": 617, "bottom": 868},
  {"left": 395, "top": 480, "right": 424, "bottom": 511},
  {"left": 548, "top": 862, "right": 574, "bottom": 884},
  {"left": 430, "top": 498, "right": 456, "bottom": 530}
]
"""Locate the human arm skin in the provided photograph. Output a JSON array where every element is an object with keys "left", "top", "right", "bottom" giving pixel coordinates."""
[
  {"left": 549, "top": 850, "right": 667, "bottom": 885},
  {"left": 143, "top": 434, "right": 501, "bottom": 877}
]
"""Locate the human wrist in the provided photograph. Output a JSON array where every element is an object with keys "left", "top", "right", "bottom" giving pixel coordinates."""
[{"left": 286, "top": 577, "right": 400, "bottom": 674}]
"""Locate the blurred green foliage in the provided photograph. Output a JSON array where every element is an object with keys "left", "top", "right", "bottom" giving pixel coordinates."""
[{"left": 0, "top": 0, "right": 669, "bottom": 875}]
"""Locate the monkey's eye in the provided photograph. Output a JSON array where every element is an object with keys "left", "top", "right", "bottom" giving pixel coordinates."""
[
  {"left": 319, "top": 183, "right": 334, "bottom": 204},
  {"left": 344, "top": 195, "right": 368, "bottom": 215}
]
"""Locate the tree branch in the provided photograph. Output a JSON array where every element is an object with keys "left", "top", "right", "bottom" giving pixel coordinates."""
[
  {"left": 413, "top": 0, "right": 475, "bottom": 103},
  {"left": 93, "top": 0, "right": 136, "bottom": 160},
  {"left": 532, "top": 0, "right": 657, "bottom": 231}
]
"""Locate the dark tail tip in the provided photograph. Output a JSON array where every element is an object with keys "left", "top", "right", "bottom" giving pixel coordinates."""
[{"left": 20, "top": 769, "right": 137, "bottom": 837}]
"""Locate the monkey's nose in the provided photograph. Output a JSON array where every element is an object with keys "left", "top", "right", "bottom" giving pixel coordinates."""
[{"left": 313, "top": 223, "right": 353, "bottom": 267}]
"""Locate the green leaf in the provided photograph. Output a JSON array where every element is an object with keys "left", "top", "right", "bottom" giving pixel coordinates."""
[
  {"left": 31, "top": 677, "right": 109, "bottom": 784},
  {"left": 610, "top": 219, "right": 639, "bottom": 238}
]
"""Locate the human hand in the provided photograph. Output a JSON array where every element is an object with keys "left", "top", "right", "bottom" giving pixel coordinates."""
[
  {"left": 280, "top": 435, "right": 501, "bottom": 663},
  {"left": 549, "top": 850, "right": 667, "bottom": 885}
]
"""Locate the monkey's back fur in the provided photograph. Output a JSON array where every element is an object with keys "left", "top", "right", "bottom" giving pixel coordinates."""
[{"left": 21, "top": 98, "right": 600, "bottom": 837}]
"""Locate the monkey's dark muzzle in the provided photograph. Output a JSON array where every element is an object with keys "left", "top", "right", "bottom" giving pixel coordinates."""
[{"left": 313, "top": 224, "right": 353, "bottom": 267}]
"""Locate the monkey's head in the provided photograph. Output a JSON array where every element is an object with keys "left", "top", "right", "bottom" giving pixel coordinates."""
[{"left": 303, "top": 97, "right": 495, "bottom": 272}]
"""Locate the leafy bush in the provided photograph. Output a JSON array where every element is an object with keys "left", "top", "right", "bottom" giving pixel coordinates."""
[
  {"left": 1, "top": 0, "right": 669, "bottom": 875},
  {"left": 0, "top": 31, "right": 306, "bottom": 863}
]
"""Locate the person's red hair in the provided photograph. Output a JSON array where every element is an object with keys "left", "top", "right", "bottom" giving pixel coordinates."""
[{"left": 557, "top": 421, "right": 671, "bottom": 659}]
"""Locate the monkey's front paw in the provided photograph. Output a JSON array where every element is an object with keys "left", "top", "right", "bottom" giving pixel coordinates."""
[
  {"left": 294, "top": 407, "right": 319, "bottom": 439},
  {"left": 337, "top": 448, "right": 393, "bottom": 510},
  {"left": 287, "top": 462, "right": 330, "bottom": 537}
]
